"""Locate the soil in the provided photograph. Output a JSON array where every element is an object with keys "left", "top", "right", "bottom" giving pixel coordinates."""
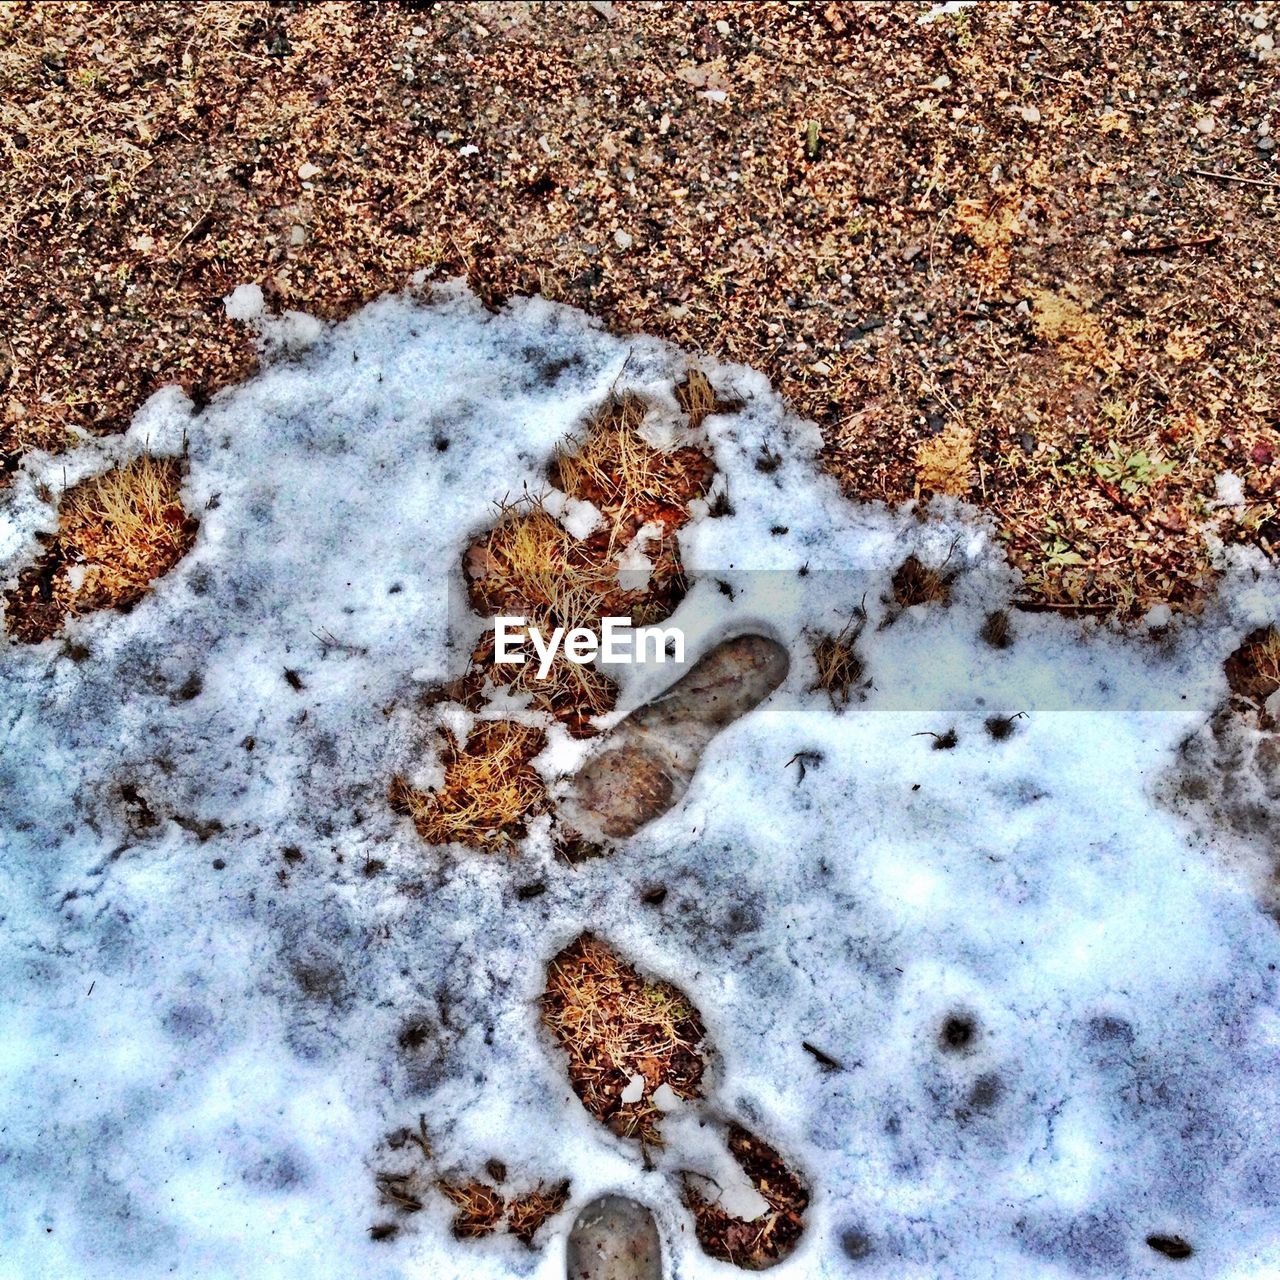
[{"left": 4, "top": 2, "right": 1278, "bottom": 617}]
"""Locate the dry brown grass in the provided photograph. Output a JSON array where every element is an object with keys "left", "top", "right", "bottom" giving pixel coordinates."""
[
  {"left": 550, "top": 394, "right": 715, "bottom": 546},
  {"left": 507, "top": 1180, "right": 571, "bottom": 1248},
  {"left": 981, "top": 609, "right": 1013, "bottom": 650},
  {"left": 915, "top": 422, "right": 976, "bottom": 498},
  {"left": 389, "top": 720, "right": 547, "bottom": 851},
  {"left": 675, "top": 368, "right": 743, "bottom": 431},
  {"left": 1225, "top": 626, "right": 1280, "bottom": 708},
  {"left": 541, "top": 934, "right": 706, "bottom": 1145},
  {"left": 463, "top": 501, "right": 627, "bottom": 735},
  {"left": 1030, "top": 289, "right": 1122, "bottom": 373},
  {"left": 4, "top": 454, "right": 196, "bottom": 642},
  {"left": 683, "top": 1124, "right": 809, "bottom": 1270},
  {"left": 466, "top": 502, "right": 624, "bottom": 635},
  {"left": 891, "top": 554, "right": 952, "bottom": 609},
  {"left": 462, "top": 492, "right": 690, "bottom": 735},
  {"left": 810, "top": 613, "right": 866, "bottom": 708},
  {"left": 438, "top": 1181, "right": 505, "bottom": 1239}
]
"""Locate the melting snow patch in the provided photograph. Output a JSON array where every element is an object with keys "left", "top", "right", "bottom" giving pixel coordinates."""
[{"left": 0, "top": 281, "right": 1278, "bottom": 1279}]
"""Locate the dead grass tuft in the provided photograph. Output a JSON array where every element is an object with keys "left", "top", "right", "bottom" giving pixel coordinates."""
[
  {"left": 915, "top": 422, "right": 975, "bottom": 498},
  {"left": 809, "top": 614, "right": 866, "bottom": 708},
  {"left": 390, "top": 720, "right": 547, "bottom": 850},
  {"left": 462, "top": 495, "right": 688, "bottom": 735},
  {"left": 541, "top": 934, "right": 706, "bottom": 1145},
  {"left": 5, "top": 455, "right": 196, "bottom": 642},
  {"left": 507, "top": 1180, "right": 571, "bottom": 1247},
  {"left": 981, "top": 609, "right": 1013, "bottom": 650},
  {"left": 439, "top": 1181, "right": 505, "bottom": 1238},
  {"left": 683, "top": 1123, "right": 809, "bottom": 1270},
  {"left": 1030, "top": 290, "right": 1120, "bottom": 372},
  {"left": 466, "top": 502, "right": 624, "bottom": 634},
  {"left": 675, "top": 368, "right": 743, "bottom": 430},
  {"left": 891, "top": 555, "right": 951, "bottom": 609},
  {"left": 550, "top": 393, "right": 715, "bottom": 545},
  {"left": 1224, "top": 626, "right": 1280, "bottom": 708}
]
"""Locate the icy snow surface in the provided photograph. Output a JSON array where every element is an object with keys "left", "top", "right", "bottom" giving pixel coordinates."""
[{"left": 2, "top": 283, "right": 1279, "bottom": 1280}]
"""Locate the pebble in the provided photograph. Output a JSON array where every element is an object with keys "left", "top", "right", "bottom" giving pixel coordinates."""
[
  {"left": 290, "top": 225, "right": 306, "bottom": 246},
  {"left": 1256, "top": 33, "right": 1275, "bottom": 51},
  {"left": 296, "top": 161, "right": 321, "bottom": 180},
  {"left": 1254, "top": 10, "right": 1270, "bottom": 30},
  {"left": 1196, "top": 115, "right": 1216, "bottom": 135},
  {"left": 1259, "top": 137, "right": 1276, "bottom": 152},
  {"left": 613, "top": 229, "right": 633, "bottom": 250},
  {"left": 715, "top": 19, "right": 730, "bottom": 36},
  {"left": 1020, "top": 105, "right": 1040, "bottom": 125},
  {"left": 566, "top": 1196, "right": 662, "bottom": 1280},
  {"left": 931, "top": 74, "right": 952, "bottom": 90}
]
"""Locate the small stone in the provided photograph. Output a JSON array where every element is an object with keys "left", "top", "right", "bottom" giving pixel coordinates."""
[
  {"left": 290, "top": 224, "right": 306, "bottom": 246},
  {"left": 715, "top": 18, "right": 730, "bottom": 35},
  {"left": 566, "top": 1196, "right": 662, "bottom": 1280},
  {"left": 130, "top": 233, "right": 154, "bottom": 252},
  {"left": 1254, "top": 9, "right": 1270, "bottom": 29},
  {"left": 411, "top": 24, "right": 425, "bottom": 36},
  {"left": 931, "top": 74, "right": 951, "bottom": 90},
  {"left": 296, "top": 161, "right": 321, "bottom": 180},
  {"left": 1196, "top": 115, "right": 1216, "bottom": 135},
  {"left": 1020, "top": 104, "right": 1041, "bottom": 124},
  {"left": 1259, "top": 136, "right": 1276, "bottom": 152},
  {"left": 613, "top": 229, "right": 633, "bottom": 250},
  {"left": 810, "top": 360, "right": 832, "bottom": 376},
  {"left": 1255, "top": 33, "right": 1274, "bottom": 51}
]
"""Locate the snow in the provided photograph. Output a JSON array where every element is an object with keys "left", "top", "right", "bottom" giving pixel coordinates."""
[{"left": 1, "top": 281, "right": 1279, "bottom": 1280}]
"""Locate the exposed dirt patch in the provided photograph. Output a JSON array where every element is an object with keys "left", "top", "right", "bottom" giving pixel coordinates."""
[
  {"left": 459, "top": 392, "right": 716, "bottom": 737},
  {"left": 4, "top": 4, "right": 1276, "bottom": 616},
  {"left": 541, "top": 933, "right": 707, "bottom": 1145},
  {"left": 684, "top": 1123, "right": 810, "bottom": 1270},
  {"left": 507, "top": 1180, "right": 572, "bottom": 1248},
  {"left": 1224, "top": 625, "right": 1280, "bottom": 712},
  {"left": 890, "top": 553, "right": 953, "bottom": 609},
  {"left": 549, "top": 392, "right": 716, "bottom": 546},
  {"left": 373, "top": 1117, "right": 571, "bottom": 1250},
  {"left": 4, "top": 455, "right": 197, "bottom": 642}
]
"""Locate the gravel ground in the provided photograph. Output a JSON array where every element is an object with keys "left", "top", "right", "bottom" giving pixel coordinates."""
[{"left": 3, "top": 0, "right": 1278, "bottom": 615}]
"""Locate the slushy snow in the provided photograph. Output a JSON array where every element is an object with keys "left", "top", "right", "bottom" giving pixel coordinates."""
[{"left": 1, "top": 282, "right": 1278, "bottom": 1279}]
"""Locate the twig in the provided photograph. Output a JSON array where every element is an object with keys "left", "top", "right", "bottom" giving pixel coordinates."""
[
  {"left": 1121, "top": 233, "right": 1220, "bottom": 256},
  {"left": 1188, "top": 168, "right": 1280, "bottom": 190},
  {"left": 1012, "top": 599, "right": 1109, "bottom": 612},
  {"left": 168, "top": 207, "right": 215, "bottom": 255}
]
